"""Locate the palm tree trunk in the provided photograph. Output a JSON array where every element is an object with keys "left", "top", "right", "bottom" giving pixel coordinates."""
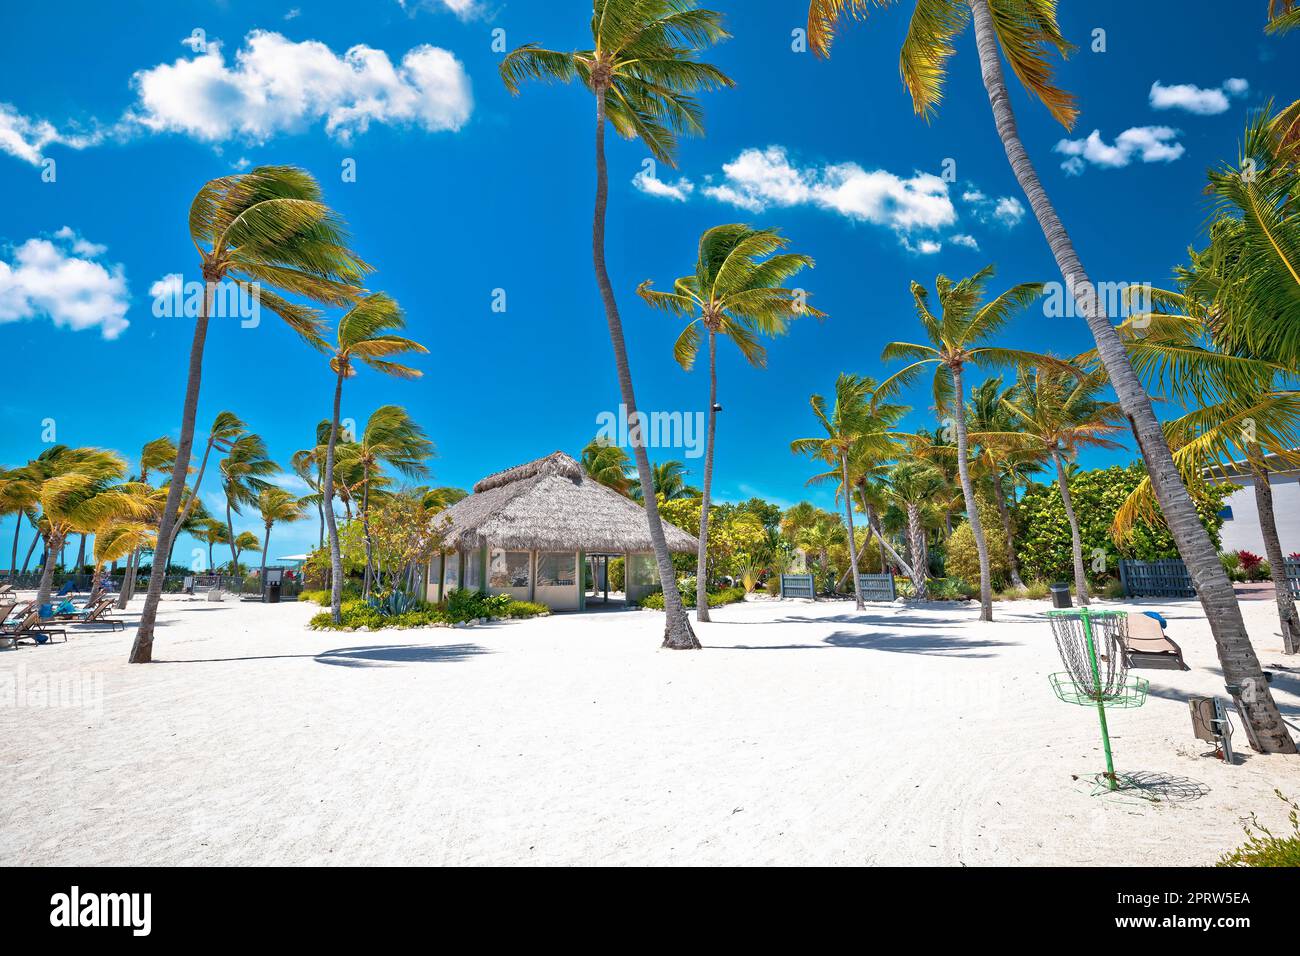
[
  {"left": 165, "top": 435, "right": 216, "bottom": 562},
  {"left": 74, "top": 533, "right": 87, "bottom": 578},
  {"left": 260, "top": 523, "right": 271, "bottom": 585},
  {"left": 324, "top": 368, "right": 346, "bottom": 623},
  {"left": 866, "top": 502, "right": 914, "bottom": 580},
  {"left": 89, "top": 563, "right": 104, "bottom": 602},
  {"left": 906, "top": 504, "right": 928, "bottom": 599},
  {"left": 841, "top": 452, "right": 865, "bottom": 609},
  {"left": 317, "top": 496, "right": 324, "bottom": 550},
  {"left": 35, "top": 530, "right": 64, "bottom": 607},
  {"left": 992, "top": 468, "right": 1025, "bottom": 588},
  {"left": 1251, "top": 461, "right": 1300, "bottom": 654},
  {"left": 1052, "top": 449, "right": 1090, "bottom": 606},
  {"left": 20, "top": 521, "right": 39, "bottom": 574},
  {"left": 9, "top": 514, "right": 20, "bottom": 580},
  {"left": 361, "top": 478, "right": 374, "bottom": 599},
  {"left": 225, "top": 497, "right": 238, "bottom": 576},
  {"left": 593, "top": 90, "right": 697, "bottom": 649},
  {"left": 131, "top": 280, "right": 214, "bottom": 664},
  {"left": 950, "top": 365, "right": 992, "bottom": 620},
  {"left": 695, "top": 330, "right": 718, "bottom": 622},
  {"left": 116, "top": 549, "right": 136, "bottom": 610},
  {"left": 968, "top": 0, "right": 1294, "bottom": 753}
]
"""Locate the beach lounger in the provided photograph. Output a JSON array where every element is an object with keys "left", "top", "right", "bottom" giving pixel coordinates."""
[
  {"left": 0, "top": 609, "right": 67, "bottom": 645},
  {"left": 60, "top": 598, "right": 123, "bottom": 631},
  {"left": 1123, "top": 611, "right": 1189, "bottom": 671}
]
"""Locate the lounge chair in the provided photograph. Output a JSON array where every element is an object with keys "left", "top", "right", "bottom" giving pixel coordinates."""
[
  {"left": 57, "top": 598, "right": 123, "bottom": 631},
  {"left": 1123, "top": 611, "right": 1190, "bottom": 671},
  {"left": 0, "top": 609, "right": 67, "bottom": 645}
]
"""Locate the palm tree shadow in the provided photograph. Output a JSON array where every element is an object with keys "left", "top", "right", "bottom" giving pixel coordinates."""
[
  {"left": 315, "top": 643, "right": 490, "bottom": 668},
  {"left": 708, "top": 628, "right": 1016, "bottom": 658},
  {"left": 1146, "top": 666, "right": 1300, "bottom": 718}
]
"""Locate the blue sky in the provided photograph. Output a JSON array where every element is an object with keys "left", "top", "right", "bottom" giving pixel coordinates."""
[{"left": 1, "top": 0, "right": 1295, "bottom": 567}]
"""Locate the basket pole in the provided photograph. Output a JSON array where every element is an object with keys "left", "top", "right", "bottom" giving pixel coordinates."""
[{"left": 1080, "top": 609, "right": 1117, "bottom": 790}]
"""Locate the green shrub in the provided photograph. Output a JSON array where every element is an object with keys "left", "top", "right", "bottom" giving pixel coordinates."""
[
  {"left": 298, "top": 589, "right": 329, "bottom": 605},
  {"left": 929, "top": 577, "right": 975, "bottom": 601},
  {"left": 1217, "top": 792, "right": 1300, "bottom": 867},
  {"left": 308, "top": 589, "right": 551, "bottom": 630},
  {"left": 639, "top": 586, "right": 746, "bottom": 610},
  {"left": 945, "top": 498, "right": 1010, "bottom": 590},
  {"left": 1024, "top": 581, "right": 1050, "bottom": 600},
  {"left": 1102, "top": 578, "right": 1126, "bottom": 599}
]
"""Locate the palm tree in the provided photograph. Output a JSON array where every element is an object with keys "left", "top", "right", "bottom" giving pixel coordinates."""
[
  {"left": 629, "top": 460, "right": 697, "bottom": 502},
  {"left": 639, "top": 223, "right": 820, "bottom": 621},
  {"left": 194, "top": 518, "right": 230, "bottom": 576},
  {"left": 230, "top": 531, "right": 261, "bottom": 575},
  {"left": 131, "top": 166, "right": 368, "bottom": 664},
  {"left": 804, "top": 0, "right": 1296, "bottom": 752},
  {"left": 257, "top": 486, "right": 307, "bottom": 582},
  {"left": 93, "top": 519, "right": 155, "bottom": 602},
  {"left": 338, "top": 405, "right": 434, "bottom": 596},
  {"left": 1267, "top": 0, "right": 1299, "bottom": 33},
  {"left": 965, "top": 376, "right": 1037, "bottom": 589},
  {"left": 0, "top": 466, "right": 38, "bottom": 581},
  {"left": 164, "top": 411, "right": 245, "bottom": 565},
  {"left": 883, "top": 460, "right": 948, "bottom": 599},
  {"left": 876, "top": 267, "right": 1045, "bottom": 621},
  {"left": 322, "top": 294, "right": 427, "bottom": 623},
  {"left": 32, "top": 449, "right": 135, "bottom": 607},
  {"left": 792, "top": 374, "right": 893, "bottom": 610},
  {"left": 581, "top": 437, "right": 634, "bottom": 495},
  {"left": 219, "top": 434, "right": 278, "bottom": 573},
  {"left": 993, "top": 365, "right": 1125, "bottom": 605},
  {"left": 500, "top": 0, "right": 733, "bottom": 650},
  {"left": 115, "top": 437, "right": 178, "bottom": 605}
]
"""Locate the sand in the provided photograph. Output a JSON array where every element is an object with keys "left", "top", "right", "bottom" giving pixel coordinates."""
[{"left": 2, "top": 591, "right": 1297, "bottom": 866}]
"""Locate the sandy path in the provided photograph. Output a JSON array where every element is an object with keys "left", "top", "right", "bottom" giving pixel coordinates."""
[{"left": 1, "top": 593, "right": 1297, "bottom": 865}]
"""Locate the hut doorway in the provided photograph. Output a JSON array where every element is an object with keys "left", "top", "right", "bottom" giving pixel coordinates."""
[{"left": 585, "top": 553, "right": 626, "bottom": 607}]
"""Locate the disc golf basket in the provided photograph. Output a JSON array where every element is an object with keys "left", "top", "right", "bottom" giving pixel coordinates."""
[{"left": 1046, "top": 608, "right": 1149, "bottom": 792}]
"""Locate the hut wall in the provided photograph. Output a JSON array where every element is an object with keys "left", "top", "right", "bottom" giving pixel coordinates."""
[
  {"left": 534, "top": 550, "right": 580, "bottom": 611},
  {"left": 624, "top": 552, "right": 661, "bottom": 605}
]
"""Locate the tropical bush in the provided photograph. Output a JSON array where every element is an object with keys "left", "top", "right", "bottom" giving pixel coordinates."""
[
  {"left": 1217, "top": 792, "right": 1300, "bottom": 867},
  {"left": 308, "top": 588, "right": 547, "bottom": 630},
  {"left": 1014, "top": 463, "right": 1230, "bottom": 585},
  {"left": 639, "top": 586, "right": 746, "bottom": 610},
  {"left": 944, "top": 497, "right": 1010, "bottom": 590},
  {"left": 1024, "top": 581, "right": 1051, "bottom": 600},
  {"left": 928, "top": 577, "right": 975, "bottom": 601},
  {"left": 1236, "top": 550, "right": 1268, "bottom": 582}
]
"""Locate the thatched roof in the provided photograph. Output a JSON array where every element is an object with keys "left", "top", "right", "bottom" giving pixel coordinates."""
[{"left": 436, "top": 451, "right": 698, "bottom": 553}]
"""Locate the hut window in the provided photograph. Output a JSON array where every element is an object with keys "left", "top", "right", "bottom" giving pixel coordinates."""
[
  {"left": 537, "top": 552, "right": 576, "bottom": 587},
  {"left": 489, "top": 550, "right": 530, "bottom": 589},
  {"left": 464, "top": 550, "right": 482, "bottom": 590},
  {"left": 443, "top": 553, "right": 460, "bottom": 592}
]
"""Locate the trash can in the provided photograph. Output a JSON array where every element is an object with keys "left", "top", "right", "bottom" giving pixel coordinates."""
[
  {"left": 266, "top": 581, "right": 281, "bottom": 604},
  {"left": 1050, "top": 583, "right": 1072, "bottom": 609}
]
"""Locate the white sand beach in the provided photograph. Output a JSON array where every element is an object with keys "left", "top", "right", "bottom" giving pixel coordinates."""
[{"left": 2, "top": 594, "right": 1297, "bottom": 866}]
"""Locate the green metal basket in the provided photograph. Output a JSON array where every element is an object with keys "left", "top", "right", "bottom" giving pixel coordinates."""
[{"left": 1049, "top": 672, "right": 1150, "bottom": 709}]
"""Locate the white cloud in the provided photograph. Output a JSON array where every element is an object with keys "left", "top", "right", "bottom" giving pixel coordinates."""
[
  {"left": 397, "top": 0, "right": 480, "bottom": 18},
  {"left": 0, "top": 228, "right": 130, "bottom": 339},
  {"left": 0, "top": 102, "right": 107, "bottom": 165},
  {"left": 901, "top": 238, "right": 943, "bottom": 255},
  {"left": 961, "top": 187, "right": 1025, "bottom": 227},
  {"left": 129, "top": 30, "right": 473, "bottom": 145},
  {"left": 1054, "top": 126, "right": 1184, "bottom": 174},
  {"left": 1149, "top": 78, "right": 1249, "bottom": 115},
  {"left": 949, "top": 233, "right": 980, "bottom": 250},
  {"left": 699, "top": 146, "right": 956, "bottom": 247},
  {"left": 632, "top": 166, "right": 694, "bottom": 201},
  {"left": 284, "top": 7, "right": 301, "bottom": 19}
]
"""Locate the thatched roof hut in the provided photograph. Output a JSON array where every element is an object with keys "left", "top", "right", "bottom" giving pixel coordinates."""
[{"left": 437, "top": 451, "right": 698, "bottom": 554}]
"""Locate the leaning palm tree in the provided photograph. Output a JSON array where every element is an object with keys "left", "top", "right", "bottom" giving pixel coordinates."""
[
  {"left": 791, "top": 374, "right": 893, "bottom": 610},
  {"left": 93, "top": 519, "right": 156, "bottom": 602},
  {"left": 115, "top": 436, "right": 178, "bottom": 604},
  {"left": 805, "top": 0, "right": 1296, "bottom": 752},
  {"left": 882, "top": 460, "right": 948, "bottom": 599},
  {"left": 0, "top": 466, "right": 39, "bottom": 581},
  {"left": 219, "top": 434, "right": 278, "bottom": 573},
  {"left": 338, "top": 405, "right": 434, "bottom": 596},
  {"left": 965, "top": 376, "right": 1028, "bottom": 589},
  {"left": 131, "top": 166, "right": 369, "bottom": 664},
  {"left": 257, "top": 486, "right": 307, "bottom": 582},
  {"left": 500, "top": 0, "right": 733, "bottom": 650},
  {"left": 230, "top": 531, "right": 261, "bottom": 576},
  {"left": 994, "top": 364, "right": 1125, "bottom": 606},
  {"left": 164, "top": 411, "right": 245, "bottom": 565},
  {"left": 322, "top": 293, "right": 427, "bottom": 623},
  {"left": 639, "top": 223, "right": 821, "bottom": 621},
  {"left": 876, "top": 267, "right": 1045, "bottom": 621},
  {"left": 194, "top": 517, "right": 230, "bottom": 576}
]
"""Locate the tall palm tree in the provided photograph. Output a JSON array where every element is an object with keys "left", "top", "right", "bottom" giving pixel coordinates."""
[
  {"left": 0, "top": 466, "right": 38, "bottom": 581},
  {"left": 219, "top": 434, "right": 278, "bottom": 573},
  {"left": 500, "top": 0, "right": 733, "bottom": 650},
  {"left": 965, "top": 376, "right": 1028, "bottom": 589},
  {"left": 230, "top": 531, "right": 261, "bottom": 575},
  {"left": 115, "top": 437, "right": 178, "bottom": 604},
  {"left": 804, "top": 0, "right": 1296, "bottom": 752},
  {"left": 322, "top": 293, "right": 427, "bottom": 623},
  {"left": 338, "top": 405, "right": 434, "bottom": 596},
  {"left": 257, "top": 486, "right": 307, "bottom": 582},
  {"left": 194, "top": 518, "right": 230, "bottom": 576},
  {"left": 639, "top": 223, "right": 820, "bottom": 621},
  {"left": 131, "top": 166, "right": 368, "bottom": 664},
  {"left": 791, "top": 374, "right": 894, "bottom": 610},
  {"left": 994, "top": 364, "right": 1125, "bottom": 605},
  {"left": 93, "top": 519, "right": 155, "bottom": 602},
  {"left": 581, "top": 437, "right": 634, "bottom": 495},
  {"left": 876, "top": 267, "right": 1045, "bottom": 621},
  {"left": 164, "top": 411, "right": 245, "bottom": 565}
]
